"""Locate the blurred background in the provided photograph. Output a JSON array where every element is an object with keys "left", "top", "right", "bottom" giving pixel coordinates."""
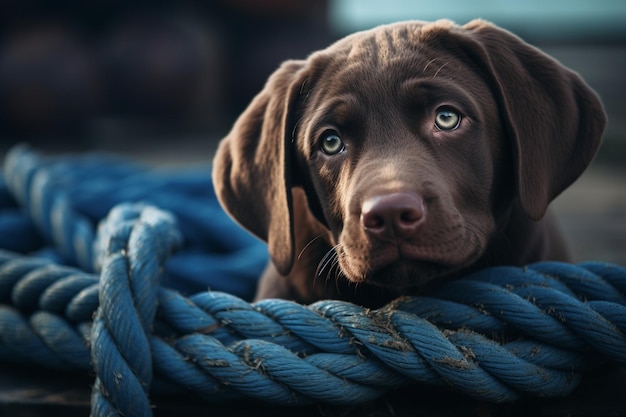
[{"left": 0, "top": 0, "right": 624, "bottom": 264}]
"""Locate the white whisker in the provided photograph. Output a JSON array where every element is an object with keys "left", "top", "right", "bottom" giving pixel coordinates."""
[{"left": 298, "top": 234, "right": 326, "bottom": 260}]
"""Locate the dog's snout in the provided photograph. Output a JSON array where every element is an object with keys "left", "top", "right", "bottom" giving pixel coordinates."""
[{"left": 361, "top": 192, "right": 425, "bottom": 238}]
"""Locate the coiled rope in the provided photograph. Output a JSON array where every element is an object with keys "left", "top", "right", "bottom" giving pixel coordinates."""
[{"left": 0, "top": 145, "right": 625, "bottom": 417}]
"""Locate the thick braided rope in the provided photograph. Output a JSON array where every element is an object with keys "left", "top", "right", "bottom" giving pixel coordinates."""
[
  {"left": 1, "top": 145, "right": 268, "bottom": 299},
  {"left": 90, "top": 204, "right": 183, "bottom": 417},
  {"left": 1, "top": 146, "right": 626, "bottom": 415},
  {"left": 1, "top": 204, "right": 626, "bottom": 413},
  {"left": 3, "top": 145, "right": 98, "bottom": 270}
]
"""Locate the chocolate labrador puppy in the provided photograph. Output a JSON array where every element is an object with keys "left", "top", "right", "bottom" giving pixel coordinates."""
[{"left": 213, "top": 19, "right": 606, "bottom": 307}]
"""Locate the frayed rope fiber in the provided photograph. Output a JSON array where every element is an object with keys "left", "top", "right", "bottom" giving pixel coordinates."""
[{"left": 1, "top": 145, "right": 625, "bottom": 417}]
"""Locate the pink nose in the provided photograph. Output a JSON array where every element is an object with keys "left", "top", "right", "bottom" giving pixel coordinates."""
[{"left": 360, "top": 192, "right": 425, "bottom": 238}]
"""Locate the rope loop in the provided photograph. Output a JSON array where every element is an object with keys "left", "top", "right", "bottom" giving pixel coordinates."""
[{"left": 90, "top": 202, "right": 182, "bottom": 417}]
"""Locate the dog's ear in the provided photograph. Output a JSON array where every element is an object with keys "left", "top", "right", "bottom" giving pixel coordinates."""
[
  {"left": 457, "top": 20, "right": 606, "bottom": 220},
  {"left": 212, "top": 60, "right": 306, "bottom": 275}
]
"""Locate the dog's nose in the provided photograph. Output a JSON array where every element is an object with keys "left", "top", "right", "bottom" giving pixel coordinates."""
[{"left": 361, "top": 192, "right": 425, "bottom": 238}]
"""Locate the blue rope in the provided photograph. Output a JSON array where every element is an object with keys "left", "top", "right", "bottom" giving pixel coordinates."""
[
  {"left": 1, "top": 145, "right": 268, "bottom": 298},
  {"left": 0, "top": 145, "right": 625, "bottom": 416}
]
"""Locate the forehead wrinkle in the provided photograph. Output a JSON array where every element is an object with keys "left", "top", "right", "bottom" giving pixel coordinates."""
[
  {"left": 306, "top": 24, "right": 434, "bottom": 100},
  {"left": 345, "top": 25, "right": 420, "bottom": 68}
]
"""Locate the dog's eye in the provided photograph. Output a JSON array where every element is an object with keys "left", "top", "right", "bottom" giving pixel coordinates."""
[
  {"left": 434, "top": 108, "right": 461, "bottom": 130},
  {"left": 320, "top": 132, "right": 345, "bottom": 155}
]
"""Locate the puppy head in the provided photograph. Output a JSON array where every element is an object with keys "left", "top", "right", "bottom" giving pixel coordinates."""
[{"left": 213, "top": 19, "right": 606, "bottom": 289}]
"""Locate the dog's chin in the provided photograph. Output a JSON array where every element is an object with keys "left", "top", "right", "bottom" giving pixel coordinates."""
[
  {"left": 340, "top": 257, "right": 469, "bottom": 293},
  {"left": 378, "top": 261, "right": 452, "bottom": 288}
]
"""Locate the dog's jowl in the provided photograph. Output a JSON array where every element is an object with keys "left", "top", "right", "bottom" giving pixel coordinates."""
[{"left": 213, "top": 19, "right": 606, "bottom": 307}]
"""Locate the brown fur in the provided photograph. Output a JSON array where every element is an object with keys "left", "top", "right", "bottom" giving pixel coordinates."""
[{"left": 213, "top": 19, "right": 606, "bottom": 307}]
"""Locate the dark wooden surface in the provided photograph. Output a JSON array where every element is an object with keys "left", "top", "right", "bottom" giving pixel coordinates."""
[{"left": 1, "top": 363, "right": 625, "bottom": 417}]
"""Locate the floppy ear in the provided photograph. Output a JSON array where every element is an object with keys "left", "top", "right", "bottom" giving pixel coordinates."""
[
  {"left": 212, "top": 60, "right": 306, "bottom": 275},
  {"left": 458, "top": 20, "right": 607, "bottom": 220}
]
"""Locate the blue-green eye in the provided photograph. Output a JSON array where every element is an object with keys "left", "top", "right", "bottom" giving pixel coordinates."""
[
  {"left": 435, "top": 108, "right": 461, "bottom": 130},
  {"left": 320, "top": 132, "right": 345, "bottom": 155}
]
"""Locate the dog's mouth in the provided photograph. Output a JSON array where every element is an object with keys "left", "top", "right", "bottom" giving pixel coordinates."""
[{"left": 326, "top": 188, "right": 490, "bottom": 293}]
